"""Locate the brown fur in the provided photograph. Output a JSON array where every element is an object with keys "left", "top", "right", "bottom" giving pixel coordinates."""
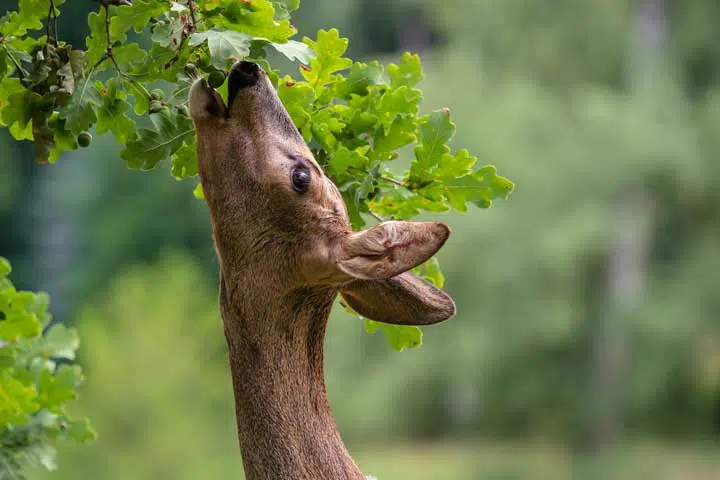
[{"left": 189, "top": 62, "right": 456, "bottom": 480}]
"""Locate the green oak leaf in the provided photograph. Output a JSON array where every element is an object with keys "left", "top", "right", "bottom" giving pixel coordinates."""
[
  {"left": 199, "top": 0, "right": 296, "bottom": 43},
  {"left": 269, "top": 40, "right": 316, "bottom": 64},
  {"left": 411, "top": 257, "right": 445, "bottom": 288},
  {"left": 277, "top": 77, "right": 314, "bottom": 135},
  {"left": 408, "top": 109, "right": 455, "bottom": 182},
  {"left": 127, "top": 43, "right": 176, "bottom": 82},
  {"left": 125, "top": 80, "right": 150, "bottom": 115},
  {"left": 113, "top": 42, "right": 147, "bottom": 71},
  {"left": 0, "top": 0, "right": 62, "bottom": 36},
  {"left": 95, "top": 78, "right": 135, "bottom": 144},
  {"left": 37, "top": 365, "right": 81, "bottom": 408},
  {"left": 59, "top": 74, "right": 101, "bottom": 135},
  {"left": 0, "top": 347, "right": 15, "bottom": 369},
  {"left": 0, "top": 48, "right": 8, "bottom": 80},
  {"left": 335, "top": 61, "right": 384, "bottom": 99},
  {"left": 375, "top": 86, "right": 422, "bottom": 134},
  {"left": 193, "top": 183, "right": 205, "bottom": 200},
  {"left": 328, "top": 146, "right": 369, "bottom": 177},
  {"left": 365, "top": 320, "right": 423, "bottom": 352},
  {"left": 0, "top": 372, "right": 39, "bottom": 425},
  {"left": 309, "top": 107, "right": 346, "bottom": 152},
  {"left": 432, "top": 148, "right": 477, "bottom": 180},
  {"left": 437, "top": 165, "right": 515, "bottom": 211},
  {"left": 189, "top": 30, "right": 252, "bottom": 69},
  {"left": 388, "top": 52, "right": 423, "bottom": 88},
  {"left": 370, "top": 189, "right": 443, "bottom": 220},
  {"left": 301, "top": 29, "right": 353, "bottom": 87},
  {"left": 121, "top": 108, "right": 194, "bottom": 170},
  {"left": 339, "top": 188, "right": 366, "bottom": 229},
  {"left": 151, "top": 17, "right": 186, "bottom": 48},
  {"left": 3, "top": 36, "right": 36, "bottom": 66},
  {"left": 372, "top": 115, "right": 417, "bottom": 162},
  {"left": 63, "top": 419, "right": 97, "bottom": 443},
  {"left": 0, "top": 301, "right": 42, "bottom": 341},
  {"left": 0, "top": 256, "right": 10, "bottom": 276},
  {"left": 0, "top": 81, "right": 41, "bottom": 141},
  {"left": 270, "top": 0, "right": 300, "bottom": 20},
  {"left": 113, "top": 0, "right": 166, "bottom": 34},
  {"left": 39, "top": 323, "right": 79, "bottom": 361},
  {"left": 85, "top": 10, "right": 119, "bottom": 68},
  {"left": 171, "top": 135, "right": 198, "bottom": 179},
  {"left": 48, "top": 114, "right": 78, "bottom": 163},
  {"left": 346, "top": 94, "right": 379, "bottom": 134}
]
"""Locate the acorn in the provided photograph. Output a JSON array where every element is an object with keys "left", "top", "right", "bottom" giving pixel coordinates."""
[
  {"left": 77, "top": 131, "right": 92, "bottom": 148},
  {"left": 176, "top": 105, "right": 190, "bottom": 117},
  {"left": 207, "top": 70, "right": 226, "bottom": 88},
  {"left": 149, "top": 100, "right": 164, "bottom": 114},
  {"left": 150, "top": 89, "right": 164, "bottom": 100}
]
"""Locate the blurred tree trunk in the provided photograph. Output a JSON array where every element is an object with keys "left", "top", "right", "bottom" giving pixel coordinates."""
[{"left": 581, "top": 0, "right": 665, "bottom": 458}]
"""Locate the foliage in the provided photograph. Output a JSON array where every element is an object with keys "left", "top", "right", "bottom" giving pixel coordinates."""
[
  {"left": 27, "top": 252, "right": 237, "bottom": 480},
  {"left": 0, "top": 257, "right": 95, "bottom": 479},
  {"left": 0, "top": 0, "right": 513, "bottom": 352}
]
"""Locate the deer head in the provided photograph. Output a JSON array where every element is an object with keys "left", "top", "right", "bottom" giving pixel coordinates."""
[{"left": 188, "top": 61, "right": 456, "bottom": 479}]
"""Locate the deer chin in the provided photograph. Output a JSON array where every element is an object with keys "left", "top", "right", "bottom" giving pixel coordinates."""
[{"left": 188, "top": 77, "right": 227, "bottom": 119}]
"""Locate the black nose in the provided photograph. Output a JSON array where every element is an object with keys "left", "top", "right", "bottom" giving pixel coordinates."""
[
  {"left": 227, "top": 61, "right": 260, "bottom": 110},
  {"left": 228, "top": 61, "right": 259, "bottom": 90}
]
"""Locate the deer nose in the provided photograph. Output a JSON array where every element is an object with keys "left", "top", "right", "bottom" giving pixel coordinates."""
[{"left": 228, "top": 61, "right": 260, "bottom": 91}]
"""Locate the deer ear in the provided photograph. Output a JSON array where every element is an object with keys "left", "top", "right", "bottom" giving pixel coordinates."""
[
  {"left": 340, "top": 272, "right": 456, "bottom": 325},
  {"left": 338, "top": 221, "right": 450, "bottom": 280}
]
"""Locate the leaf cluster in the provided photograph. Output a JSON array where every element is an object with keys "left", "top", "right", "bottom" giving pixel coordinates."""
[
  {"left": 0, "top": 0, "right": 514, "bottom": 351},
  {"left": 0, "top": 258, "right": 96, "bottom": 479}
]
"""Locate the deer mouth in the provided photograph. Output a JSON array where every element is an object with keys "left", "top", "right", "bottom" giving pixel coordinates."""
[
  {"left": 188, "top": 61, "right": 263, "bottom": 120},
  {"left": 189, "top": 60, "right": 303, "bottom": 142},
  {"left": 189, "top": 77, "right": 226, "bottom": 118}
]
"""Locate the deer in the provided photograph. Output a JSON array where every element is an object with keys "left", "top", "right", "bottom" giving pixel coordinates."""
[{"left": 188, "top": 60, "right": 457, "bottom": 480}]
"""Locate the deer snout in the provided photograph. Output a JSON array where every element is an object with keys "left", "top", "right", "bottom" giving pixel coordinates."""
[
  {"left": 229, "top": 61, "right": 260, "bottom": 89},
  {"left": 227, "top": 61, "right": 262, "bottom": 107}
]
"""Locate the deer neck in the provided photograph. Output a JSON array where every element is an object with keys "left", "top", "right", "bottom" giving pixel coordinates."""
[{"left": 219, "top": 278, "right": 365, "bottom": 480}]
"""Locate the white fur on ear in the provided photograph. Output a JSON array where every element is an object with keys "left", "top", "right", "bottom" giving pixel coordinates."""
[{"left": 339, "top": 220, "right": 450, "bottom": 281}]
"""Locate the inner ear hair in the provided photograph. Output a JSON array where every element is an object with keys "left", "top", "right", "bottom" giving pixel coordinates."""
[{"left": 338, "top": 221, "right": 450, "bottom": 280}]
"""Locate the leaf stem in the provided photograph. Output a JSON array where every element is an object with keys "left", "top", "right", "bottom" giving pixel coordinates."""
[
  {"left": 3, "top": 45, "right": 28, "bottom": 78},
  {"left": 380, "top": 175, "right": 406, "bottom": 188},
  {"left": 368, "top": 210, "right": 385, "bottom": 223},
  {"left": 123, "top": 76, "right": 153, "bottom": 100}
]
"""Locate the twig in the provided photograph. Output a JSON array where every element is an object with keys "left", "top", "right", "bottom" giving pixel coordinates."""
[
  {"left": 187, "top": 0, "right": 198, "bottom": 32},
  {"left": 93, "top": 1, "right": 150, "bottom": 101},
  {"left": 102, "top": 1, "right": 112, "bottom": 56},
  {"left": 98, "top": 1, "right": 125, "bottom": 76},
  {"left": 165, "top": 1, "right": 200, "bottom": 69},
  {"left": 46, "top": 0, "right": 58, "bottom": 46},
  {"left": 164, "top": 34, "right": 189, "bottom": 70}
]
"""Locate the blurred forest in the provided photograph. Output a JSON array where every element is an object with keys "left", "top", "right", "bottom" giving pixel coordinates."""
[{"left": 2, "top": 0, "right": 720, "bottom": 478}]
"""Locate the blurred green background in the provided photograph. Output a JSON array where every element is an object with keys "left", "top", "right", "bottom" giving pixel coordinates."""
[{"left": 2, "top": 0, "right": 720, "bottom": 478}]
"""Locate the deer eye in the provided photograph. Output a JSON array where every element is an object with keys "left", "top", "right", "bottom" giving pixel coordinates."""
[{"left": 290, "top": 166, "right": 311, "bottom": 193}]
